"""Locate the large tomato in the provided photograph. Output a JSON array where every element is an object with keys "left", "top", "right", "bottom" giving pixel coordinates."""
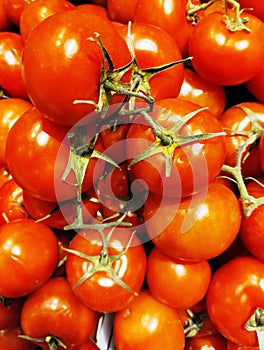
[
  {"left": 0, "top": 218, "right": 59, "bottom": 298},
  {"left": 22, "top": 9, "right": 131, "bottom": 126},
  {"left": 113, "top": 289, "right": 185, "bottom": 350},
  {"left": 65, "top": 227, "right": 147, "bottom": 313},
  {"left": 206, "top": 256, "right": 264, "bottom": 347},
  {"left": 188, "top": 11, "right": 264, "bottom": 86},
  {"left": 143, "top": 182, "right": 242, "bottom": 261}
]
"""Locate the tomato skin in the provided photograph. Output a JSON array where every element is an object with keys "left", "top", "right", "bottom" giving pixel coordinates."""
[
  {"left": 178, "top": 68, "right": 226, "bottom": 118},
  {"left": 239, "top": 0, "right": 264, "bottom": 22},
  {"left": 146, "top": 246, "right": 211, "bottom": 309},
  {"left": 22, "top": 9, "right": 131, "bottom": 126},
  {"left": 134, "top": 0, "right": 191, "bottom": 57},
  {"left": 113, "top": 289, "right": 185, "bottom": 350},
  {"left": 0, "top": 32, "right": 28, "bottom": 99},
  {"left": 0, "top": 218, "right": 59, "bottom": 298},
  {"left": 188, "top": 12, "right": 264, "bottom": 86},
  {"left": 239, "top": 178, "right": 264, "bottom": 261},
  {"left": 0, "top": 297, "right": 25, "bottom": 330},
  {"left": 227, "top": 340, "right": 259, "bottom": 349},
  {"left": 246, "top": 67, "right": 264, "bottom": 103},
  {"left": 0, "top": 167, "right": 12, "bottom": 188},
  {"left": 19, "top": 0, "right": 75, "bottom": 42},
  {"left": 71, "top": 339, "right": 100, "bottom": 350},
  {"left": 144, "top": 182, "right": 242, "bottom": 261},
  {"left": 206, "top": 256, "right": 264, "bottom": 347},
  {"left": 4, "top": 0, "right": 35, "bottom": 26},
  {"left": 66, "top": 228, "right": 147, "bottom": 313},
  {"left": 107, "top": 0, "right": 137, "bottom": 23},
  {"left": 185, "top": 333, "right": 228, "bottom": 350},
  {"left": 127, "top": 99, "right": 227, "bottom": 199},
  {"left": 0, "top": 326, "right": 36, "bottom": 350},
  {"left": 117, "top": 22, "right": 184, "bottom": 102},
  {"left": 0, "top": 179, "right": 27, "bottom": 225},
  {"left": 20, "top": 277, "right": 99, "bottom": 349},
  {"left": 0, "top": 97, "right": 32, "bottom": 167}
]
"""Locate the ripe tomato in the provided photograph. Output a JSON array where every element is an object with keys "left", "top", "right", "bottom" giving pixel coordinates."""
[
  {"left": 0, "top": 218, "right": 59, "bottom": 297},
  {"left": 188, "top": 11, "right": 264, "bottom": 86},
  {"left": 4, "top": 0, "right": 35, "bottom": 26},
  {"left": 0, "top": 178, "right": 27, "bottom": 224},
  {"left": 107, "top": 0, "right": 137, "bottom": 23},
  {"left": 239, "top": 178, "right": 264, "bottom": 261},
  {"left": 178, "top": 68, "right": 226, "bottom": 118},
  {"left": 227, "top": 340, "right": 259, "bottom": 349},
  {"left": 0, "top": 296, "right": 25, "bottom": 330},
  {"left": 134, "top": 0, "right": 192, "bottom": 57},
  {"left": 5, "top": 107, "right": 103, "bottom": 202},
  {"left": 206, "top": 256, "right": 264, "bottom": 347},
  {"left": 19, "top": 0, "right": 74, "bottom": 42},
  {"left": 144, "top": 182, "right": 242, "bottom": 261},
  {"left": 246, "top": 67, "right": 264, "bottom": 103},
  {"left": 72, "top": 339, "right": 100, "bottom": 350},
  {"left": 20, "top": 276, "right": 99, "bottom": 349},
  {"left": 0, "top": 32, "right": 28, "bottom": 98},
  {"left": 113, "top": 289, "right": 185, "bottom": 350},
  {"left": 185, "top": 333, "right": 228, "bottom": 350},
  {"left": 0, "top": 326, "right": 36, "bottom": 350},
  {"left": 66, "top": 227, "right": 146, "bottom": 313},
  {"left": 0, "top": 0, "right": 13, "bottom": 31},
  {"left": 117, "top": 22, "right": 184, "bottom": 102},
  {"left": 0, "top": 97, "right": 32, "bottom": 166},
  {"left": 0, "top": 166, "right": 12, "bottom": 188},
  {"left": 239, "top": 0, "right": 264, "bottom": 22},
  {"left": 22, "top": 9, "right": 131, "bottom": 126},
  {"left": 127, "top": 99, "right": 226, "bottom": 199},
  {"left": 146, "top": 246, "right": 211, "bottom": 309}
]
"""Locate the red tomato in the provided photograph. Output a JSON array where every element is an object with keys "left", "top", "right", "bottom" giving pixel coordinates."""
[
  {"left": 77, "top": 3, "right": 108, "bottom": 18},
  {"left": 144, "top": 182, "right": 242, "bottom": 261},
  {"left": 0, "top": 178, "right": 27, "bottom": 224},
  {"left": 113, "top": 289, "right": 185, "bottom": 350},
  {"left": 0, "top": 296, "right": 25, "bottom": 330},
  {"left": 185, "top": 333, "right": 228, "bottom": 350},
  {"left": 126, "top": 99, "right": 226, "bottom": 199},
  {"left": 0, "top": 326, "right": 36, "bottom": 350},
  {"left": 219, "top": 101, "right": 264, "bottom": 176},
  {"left": 72, "top": 339, "right": 100, "bottom": 350},
  {"left": 22, "top": 9, "right": 131, "bottom": 126},
  {"left": 178, "top": 68, "right": 226, "bottom": 118},
  {"left": 0, "top": 97, "right": 32, "bottom": 166},
  {"left": 4, "top": 0, "right": 35, "bottom": 26},
  {"left": 239, "top": 178, "right": 264, "bottom": 261},
  {"left": 146, "top": 246, "right": 211, "bottom": 309},
  {"left": 0, "top": 32, "right": 28, "bottom": 98},
  {"left": 0, "top": 218, "right": 59, "bottom": 297},
  {"left": 0, "top": 0, "right": 13, "bottom": 31},
  {"left": 117, "top": 22, "right": 184, "bottom": 102},
  {"left": 239, "top": 0, "right": 264, "bottom": 22},
  {"left": 19, "top": 0, "right": 74, "bottom": 42},
  {"left": 246, "top": 67, "right": 264, "bottom": 103},
  {"left": 206, "top": 256, "right": 264, "bottom": 347},
  {"left": 188, "top": 11, "right": 264, "bottom": 86},
  {"left": 5, "top": 107, "right": 103, "bottom": 202},
  {"left": 20, "top": 277, "right": 99, "bottom": 349},
  {"left": 134, "top": 0, "right": 192, "bottom": 57},
  {"left": 227, "top": 340, "right": 259, "bottom": 349},
  {"left": 107, "top": 0, "right": 137, "bottom": 23},
  {"left": 0, "top": 166, "right": 12, "bottom": 188},
  {"left": 66, "top": 227, "right": 146, "bottom": 313}
]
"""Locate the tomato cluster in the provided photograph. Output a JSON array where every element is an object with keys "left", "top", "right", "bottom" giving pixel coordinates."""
[{"left": 1, "top": 0, "right": 264, "bottom": 349}]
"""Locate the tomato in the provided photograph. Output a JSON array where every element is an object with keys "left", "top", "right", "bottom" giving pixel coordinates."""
[
  {"left": 0, "top": 97, "right": 32, "bottom": 166},
  {"left": 77, "top": 3, "right": 108, "bottom": 18},
  {"left": 20, "top": 276, "right": 99, "bottom": 349},
  {"left": 19, "top": 0, "right": 75, "bottom": 42},
  {"left": 126, "top": 99, "right": 226, "bottom": 199},
  {"left": 239, "top": 0, "right": 264, "bottom": 22},
  {"left": 227, "top": 340, "right": 259, "bottom": 350},
  {"left": 72, "top": 339, "right": 100, "bottom": 350},
  {"left": 246, "top": 67, "right": 264, "bottom": 103},
  {"left": 185, "top": 333, "right": 228, "bottom": 350},
  {"left": 113, "top": 289, "right": 185, "bottom": 350},
  {"left": 0, "top": 326, "right": 36, "bottom": 350},
  {"left": 218, "top": 102, "right": 264, "bottom": 172},
  {"left": 134, "top": 0, "right": 192, "bottom": 57},
  {"left": 65, "top": 227, "right": 146, "bottom": 313},
  {"left": 0, "top": 0, "right": 13, "bottom": 31},
  {"left": 206, "top": 256, "right": 264, "bottom": 347},
  {"left": 188, "top": 11, "right": 264, "bottom": 86},
  {"left": 5, "top": 107, "right": 103, "bottom": 202},
  {"left": 22, "top": 9, "right": 131, "bottom": 126},
  {"left": 0, "top": 296, "right": 25, "bottom": 330},
  {"left": 0, "top": 32, "right": 28, "bottom": 99},
  {"left": 117, "top": 22, "right": 184, "bottom": 102},
  {"left": 107, "top": 0, "right": 137, "bottom": 23},
  {"left": 146, "top": 246, "right": 211, "bottom": 309},
  {"left": 0, "top": 166, "right": 12, "bottom": 188},
  {"left": 0, "top": 178, "right": 27, "bottom": 225},
  {"left": 178, "top": 68, "right": 226, "bottom": 118},
  {"left": 0, "top": 218, "right": 59, "bottom": 297},
  {"left": 143, "top": 182, "right": 242, "bottom": 261},
  {"left": 239, "top": 178, "right": 264, "bottom": 262}
]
